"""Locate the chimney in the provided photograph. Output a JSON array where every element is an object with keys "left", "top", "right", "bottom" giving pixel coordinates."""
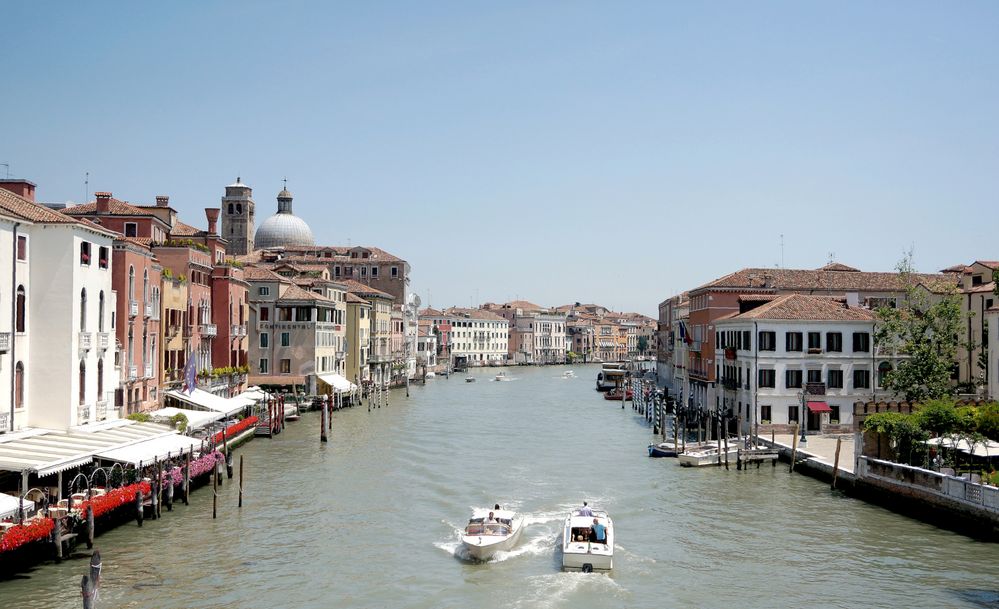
[
  {"left": 156, "top": 195, "right": 169, "bottom": 207},
  {"left": 0, "top": 179, "right": 37, "bottom": 202},
  {"left": 846, "top": 292, "right": 860, "bottom": 308},
  {"left": 95, "top": 192, "right": 112, "bottom": 214},
  {"left": 205, "top": 208, "right": 220, "bottom": 234}
]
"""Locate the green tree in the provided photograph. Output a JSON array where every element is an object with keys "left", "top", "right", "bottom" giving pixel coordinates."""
[
  {"left": 637, "top": 336, "right": 649, "bottom": 353},
  {"left": 914, "top": 398, "right": 959, "bottom": 436},
  {"left": 875, "top": 252, "right": 964, "bottom": 402}
]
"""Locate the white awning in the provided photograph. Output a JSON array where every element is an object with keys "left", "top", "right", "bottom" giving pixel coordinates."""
[
  {"left": 235, "top": 387, "right": 271, "bottom": 403},
  {"left": 96, "top": 433, "right": 200, "bottom": 466},
  {"left": 926, "top": 436, "right": 999, "bottom": 458},
  {"left": 317, "top": 373, "right": 357, "bottom": 394},
  {"left": 0, "top": 421, "right": 176, "bottom": 475},
  {"left": 147, "top": 407, "right": 224, "bottom": 431},
  {"left": 0, "top": 494, "right": 34, "bottom": 519},
  {"left": 164, "top": 388, "right": 248, "bottom": 417}
]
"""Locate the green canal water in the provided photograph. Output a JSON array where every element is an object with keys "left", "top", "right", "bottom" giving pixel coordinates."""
[{"left": 1, "top": 365, "right": 996, "bottom": 608}]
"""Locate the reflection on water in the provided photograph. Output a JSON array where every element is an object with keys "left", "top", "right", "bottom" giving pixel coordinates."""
[{"left": 0, "top": 365, "right": 994, "bottom": 609}]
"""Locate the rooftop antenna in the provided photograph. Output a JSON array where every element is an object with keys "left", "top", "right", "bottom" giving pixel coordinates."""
[
  {"left": 828, "top": 251, "right": 835, "bottom": 265},
  {"left": 283, "top": 177, "right": 287, "bottom": 190},
  {"left": 780, "top": 234, "right": 785, "bottom": 269},
  {"left": 85, "top": 171, "right": 89, "bottom": 203},
  {"left": 0, "top": 163, "right": 9, "bottom": 178}
]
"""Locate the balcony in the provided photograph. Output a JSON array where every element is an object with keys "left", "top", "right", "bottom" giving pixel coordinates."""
[
  {"left": 96, "top": 400, "right": 108, "bottom": 421},
  {"left": 128, "top": 366, "right": 137, "bottom": 380},
  {"left": 98, "top": 332, "right": 110, "bottom": 350},
  {"left": 144, "top": 302, "right": 153, "bottom": 318},
  {"left": 722, "top": 377, "right": 739, "bottom": 391},
  {"left": 200, "top": 324, "right": 217, "bottom": 337},
  {"left": 0, "top": 332, "right": 9, "bottom": 353},
  {"left": 78, "top": 404, "right": 91, "bottom": 423},
  {"left": 144, "top": 363, "right": 153, "bottom": 378},
  {"left": 231, "top": 324, "right": 247, "bottom": 337},
  {"left": 79, "top": 332, "right": 93, "bottom": 351},
  {"left": 129, "top": 300, "right": 138, "bottom": 318}
]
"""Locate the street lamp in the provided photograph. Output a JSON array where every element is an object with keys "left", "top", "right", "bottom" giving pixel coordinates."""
[{"left": 798, "top": 391, "right": 807, "bottom": 444}]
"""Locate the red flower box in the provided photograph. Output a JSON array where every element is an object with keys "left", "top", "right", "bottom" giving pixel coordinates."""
[
  {"left": 75, "top": 481, "right": 152, "bottom": 520},
  {"left": 0, "top": 517, "right": 54, "bottom": 553},
  {"left": 211, "top": 416, "right": 259, "bottom": 444}
]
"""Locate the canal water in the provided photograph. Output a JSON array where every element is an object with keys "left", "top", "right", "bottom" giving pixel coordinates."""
[{"left": 2, "top": 365, "right": 997, "bottom": 608}]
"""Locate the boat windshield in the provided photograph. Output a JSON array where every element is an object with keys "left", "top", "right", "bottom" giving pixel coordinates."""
[{"left": 465, "top": 522, "right": 511, "bottom": 536}]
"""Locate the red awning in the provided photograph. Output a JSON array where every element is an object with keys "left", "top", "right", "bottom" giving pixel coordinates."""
[{"left": 807, "top": 401, "right": 832, "bottom": 413}]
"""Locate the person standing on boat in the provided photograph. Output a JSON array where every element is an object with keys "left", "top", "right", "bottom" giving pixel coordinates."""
[
  {"left": 591, "top": 518, "right": 606, "bottom": 544},
  {"left": 578, "top": 502, "right": 593, "bottom": 517}
]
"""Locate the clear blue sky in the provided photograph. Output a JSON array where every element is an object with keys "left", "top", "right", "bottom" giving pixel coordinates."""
[{"left": 3, "top": 2, "right": 997, "bottom": 315}]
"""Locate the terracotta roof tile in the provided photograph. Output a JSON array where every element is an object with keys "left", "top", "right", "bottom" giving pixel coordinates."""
[
  {"left": 346, "top": 292, "right": 369, "bottom": 305},
  {"left": 693, "top": 267, "right": 955, "bottom": 294},
  {"left": 277, "top": 283, "right": 334, "bottom": 303},
  {"left": 443, "top": 307, "right": 508, "bottom": 322},
  {"left": 66, "top": 198, "right": 157, "bottom": 217},
  {"left": 817, "top": 262, "right": 861, "bottom": 272},
  {"left": 341, "top": 279, "right": 393, "bottom": 300},
  {"left": 723, "top": 294, "right": 875, "bottom": 322},
  {"left": 170, "top": 221, "right": 201, "bottom": 236},
  {"left": 243, "top": 266, "right": 287, "bottom": 282},
  {"left": 0, "top": 188, "right": 79, "bottom": 223}
]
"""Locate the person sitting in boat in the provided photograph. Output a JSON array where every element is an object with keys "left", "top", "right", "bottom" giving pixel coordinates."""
[
  {"left": 578, "top": 501, "right": 593, "bottom": 517},
  {"left": 590, "top": 518, "right": 607, "bottom": 544},
  {"left": 486, "top": 511, "right": 497, "bottom": 523}
]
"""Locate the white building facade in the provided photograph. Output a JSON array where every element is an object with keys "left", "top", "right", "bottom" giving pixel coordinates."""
[{"left": 714, "top": 294, "right": 898, "bottom": 435}]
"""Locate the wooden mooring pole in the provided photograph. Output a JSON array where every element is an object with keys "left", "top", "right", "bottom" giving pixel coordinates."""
[
  {"left": 321, "top": 400, "right": 328, "bottom": 442},
  {"left": 723, "top": 416, "right": 730, "bottom": 470},
  {"left": 86, "top": 504, "right": 94, "bottom": 549},
  {"left": 238, "top": 455, "right": 244, "bottom": 508},
  {"left": 183, "top": 452, "right": 191, "bottom": 505},
  {"left": 831, "top": 437, "right": 843, "bottom": 490},
  {"left": 212, "top": 458, "right": 218, "bottom": 519},
  {"left": 790, "top": 424, "right": 799, "bottom": 474}
]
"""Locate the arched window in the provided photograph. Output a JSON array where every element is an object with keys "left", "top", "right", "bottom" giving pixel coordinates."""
[
  {"left": 143, "top": 269, "right": 149, "bottom": 304},
  {"left": 236, "top": 203, "right": 242, "bottom": 214},
  {"left": 98, "top": 291, "right": 105, "bottom": 332},
  {"left": 97, "top": 359, "right": 104, "bottom": 397},
  {"left": 228, "top": 203, "right": 234, "bottom": 214},
  {"left": 128, "top": 266, "right": 135, "bottom": 302},
  {"left": 15, "top": 286, "right": 25, "bottom": 332},
  {"left": 878, "top": 361, "right": 893, "bottom": 388},
  {"left": 14, "top": 362, "right": 24, "bottom": 409},
  {"left": 127, "top": 326, "right": 134, "bottom": 370},
  {"left": 79, "top": 360, "right": 86, "bottom": 405},
  {"left": 80, "top": 288, "right": 88, "bottom": 331}
]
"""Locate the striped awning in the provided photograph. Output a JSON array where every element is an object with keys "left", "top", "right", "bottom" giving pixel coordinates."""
[{"left": 0, "top": 421, "right": 176, "bottom": 476}]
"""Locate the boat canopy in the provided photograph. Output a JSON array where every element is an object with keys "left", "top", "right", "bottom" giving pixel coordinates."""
[
  {"left": 0, "top": 494, "right": 33, "bottom": 519},
  {"left": 96, "top": 433, "right": 202, "bottom": 466}
]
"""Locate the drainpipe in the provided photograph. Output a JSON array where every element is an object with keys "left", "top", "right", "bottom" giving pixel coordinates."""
[{"left": 9, "top": 223, "right": 19, "bottom": 431}]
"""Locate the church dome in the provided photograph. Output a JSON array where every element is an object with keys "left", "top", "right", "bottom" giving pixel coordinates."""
[{"left": 254, "top": 186, "right": 315, "bottom": 249}]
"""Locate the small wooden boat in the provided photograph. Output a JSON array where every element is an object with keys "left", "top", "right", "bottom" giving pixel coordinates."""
[
  {"left": 648, "top": 442, "right": 678, "bottom": 458},
  {"left": 604, "top": 388, "right": 633, "bottom": 400},
  {"left": 562, "top": 508, "right": 613, "bottom": 572}
]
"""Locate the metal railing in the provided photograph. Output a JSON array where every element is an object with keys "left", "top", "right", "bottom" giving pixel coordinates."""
[
  {"left": 200, "top": 324, "right": 217, "bottom": 337},
  {"left": 231, "top": 324, "right": 247, "bottom": 337},
  {"left": 79, "top": 332, "right": 93, "bottom": 351}
]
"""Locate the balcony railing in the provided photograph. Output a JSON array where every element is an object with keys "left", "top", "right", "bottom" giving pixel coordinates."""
[
  {"left": 0, "top": 411, "right": 8, "bottom": 432},
  {"left": 96, "top": 400, "right": 108, "bottom": 421},
  {"left": 0, "top": 332, "right": 9, "bottom": 353},
  {"left": 98, "top": 332, "right": 110, "bottom": 350},
  {"left": 78, "top": 404, "right": 91, "bottom": 422},
  {"left": 231, "top": 324, "right": 247, "bottom": 337},
  {"left": 128, "top": 366, "right": 137, "bottom": 380},
  {"left": 79, "top": 332, "right": 93, "bottom": 351},
  {"left": 144, "top": 363, "right": 153, "bottom": 378},
  {"left": 144, "top": 302, "right": 153, "bottom": 318},
  {"left": 129, "top": 300, "right": 138, "bottom": 318},
  {"left": 200, "top": 324, "right": 217, "bottom": 337},
  {"left": 722, "top": 377, "right": 739, "bottom": 391}
]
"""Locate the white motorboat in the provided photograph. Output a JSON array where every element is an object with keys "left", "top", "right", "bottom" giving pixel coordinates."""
[
  {"left": 563, "top": 370, "right": 575, "bottom": 378},
  {"left": 465, "top": 376, "right": 476, "bottom": 383},
  {"left": 460, "top": 508, "right": 525, "bottom": 560},
  {"left": 494, "top": 372, "right": 509, "bottom": 381},
  {"left": 561, "top": 508, "right": 613, "bottom": 572},
  {"left": 425, "top": 372, "right": 436, "bottom": 379},
  {"left": 677, "top": 444, "right": 740, "bottom": 467}
]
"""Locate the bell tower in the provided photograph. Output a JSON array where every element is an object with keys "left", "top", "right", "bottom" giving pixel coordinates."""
[{"left": 221, "top": 177, "right": 255, "bottom": 255}]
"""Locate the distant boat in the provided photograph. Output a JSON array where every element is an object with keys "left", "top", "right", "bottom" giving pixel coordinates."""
[
  {"left": 494, "top": 372, "right": 510, "bottom": 381},
  {"left": 604, "top": 388, "right": 633, "bottom": 401},
  {"left": 425, "top": 372, "right": 436, "bottom": 379},
  {"left": 563, "top": 370, "right": 575, "bottom": 378},
  {"left": 465, "top": 376, "right": 476, "bottom": 383},
  {"left": 678, "top": 444, "right": 739, "bottom": 467}
]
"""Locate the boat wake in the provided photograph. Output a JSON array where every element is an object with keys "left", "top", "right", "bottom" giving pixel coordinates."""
[
  {"left": 491, "top": 530, "right": 557, "bottom": 563},
  {"left": 511, "top": 572, "right": 627, "bottom": 609}
]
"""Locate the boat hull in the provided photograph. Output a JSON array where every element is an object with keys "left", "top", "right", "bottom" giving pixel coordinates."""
[
  {"left": 562, "top": 510, "right": 613, "bottom": 572},
  {"left": 678, "top": 447, "right": 739, "bottom": 467},
  {"left": 460, "top": 522, "right": 524, "bottom": 560},
  {"left": 562, "top": 545, "right": 613, "bottom": 571},
  {"left": 648, "top": 443, "right": 678, "bottom": 458}
]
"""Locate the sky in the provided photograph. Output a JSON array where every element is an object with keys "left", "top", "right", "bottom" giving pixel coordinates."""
[{"left": 2, "top": 2, "right": 997, "bottom": 316}]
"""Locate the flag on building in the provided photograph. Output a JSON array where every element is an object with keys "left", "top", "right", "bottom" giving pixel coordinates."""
[{"left": 182, "top": 351, "right": 197, "bottom": 394}]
